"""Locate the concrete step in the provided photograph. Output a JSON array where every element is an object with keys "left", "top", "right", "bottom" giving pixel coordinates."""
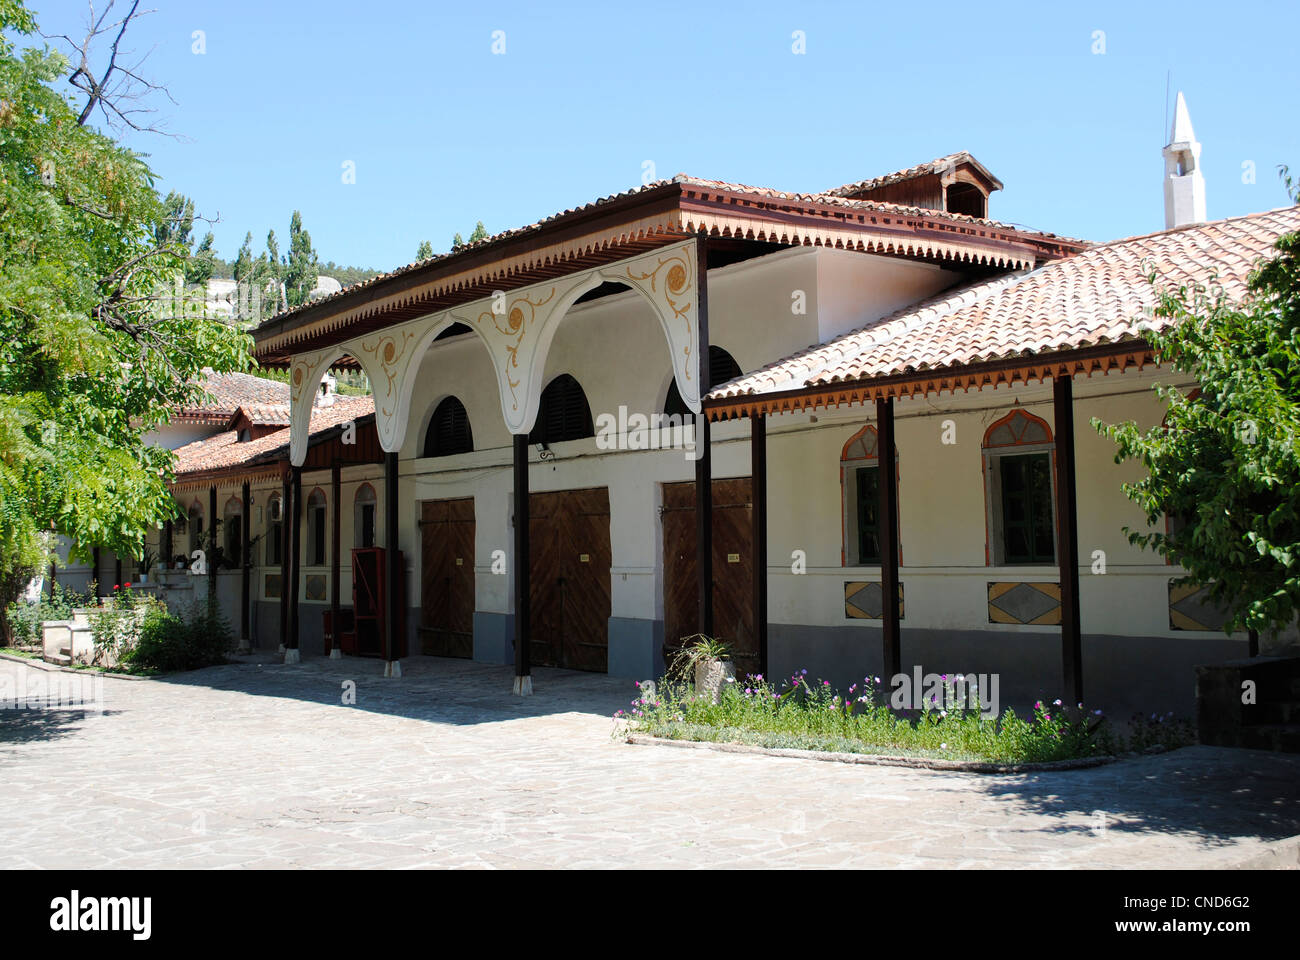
[
  {"left": 44, "top": 653, "right": 73, "bottom": 667},
  {"left": 1239, "top": 724, "right": 1300, "bottom": 753}
]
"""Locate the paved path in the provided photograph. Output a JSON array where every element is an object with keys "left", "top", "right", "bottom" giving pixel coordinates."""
[{"left": 1, "top": 655, "right": 1298, "bottom": 868}]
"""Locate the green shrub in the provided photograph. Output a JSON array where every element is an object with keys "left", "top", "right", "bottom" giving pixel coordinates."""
[
  {"left": 120, "top": 598, "right": 232, "bottom": 673},
  {"left": 4, "top": 581, "right": 98, "bottom": 647},
  {"left": 620, "top": 671, "right": 1192, "bottom": 764}
]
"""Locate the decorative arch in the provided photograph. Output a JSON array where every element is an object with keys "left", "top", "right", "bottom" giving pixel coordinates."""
[
  {"left": 283, "top": 238, "right": 702, "bottom": 455},
  {"left": 840, "top": 423, "right": 879, "bottom": 462},
  {"left": 982, "top": 408, "right": 1053, "bottom": 448},
  {"left": 423, "top": 395, "right": 474, "bottom": 458},
  {"left": 287, "top": 346, "right": 385, "bottom": 466}
]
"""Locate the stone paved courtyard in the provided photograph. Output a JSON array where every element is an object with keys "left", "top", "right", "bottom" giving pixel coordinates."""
[{"left": 1, "top": 654, "right": 1298, "bottom": 869}]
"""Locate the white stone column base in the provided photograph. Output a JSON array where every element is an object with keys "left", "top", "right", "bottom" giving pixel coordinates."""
[
  {"left": 329, "top": 648, "right": 342, "bottom": 660},
  {"left": 384, "top": 660, "right": 402, "bottom": 678},
  {"left": 283, "top": 648, "right": 301, "bottom": 664},
  {"left": 236, "top": 639, "right": 251, "bottom": 654},
  {"left": 513, "top": 675, "right": 533, "bottom": 696},
  {"left": 277, "top": 643, "right": 286, "bottom": 654}
]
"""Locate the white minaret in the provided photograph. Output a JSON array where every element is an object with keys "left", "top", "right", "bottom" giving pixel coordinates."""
[{"left": 1163, "top": 91, "right": 1206, "bottom": 229}]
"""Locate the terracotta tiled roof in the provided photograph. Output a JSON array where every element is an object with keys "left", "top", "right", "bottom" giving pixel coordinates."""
[
  {"left": 171, "top": 395, "right": 374, "bottom": 477},
  {"left": 708, "top": 206, "right": 1300, "bottom": 399},
  {"left": 234, "top": 403, "right": 292, "bottom": 427},
  {"left": 824, "top": 151, "right": 1004, "bottom": 198},
  {"left": 174, "top": 370, "right": 291, "bottom": 421},
  {"left": 251, "top": 161, "right": 1076, "bottom": 340}
]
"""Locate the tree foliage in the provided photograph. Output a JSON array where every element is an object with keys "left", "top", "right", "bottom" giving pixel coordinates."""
[
  {"left": 451, "top": 220, "right": 487, "bottom": 252},
  {"left": 1097, "top": 180, "right": 1300, "bottom": 636},
  {"left": 0, "top": 1, "right": 251, "bottom": 636}
]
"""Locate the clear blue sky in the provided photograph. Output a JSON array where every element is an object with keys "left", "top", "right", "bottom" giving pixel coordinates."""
[{"left": 24, "top": 0, "right": 1300, "bottom": 272}]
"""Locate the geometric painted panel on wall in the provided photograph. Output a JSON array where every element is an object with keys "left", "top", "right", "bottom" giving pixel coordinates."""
[
  {"left": 1169, "top": 580, "right": 1230, "bottom": 631},
  {"left": 987, "top": 582, "right": 1061, "bottom": 625},
  {"left": 305, "top": 575, "right": 327, "bottom": 602},
  {"left": 265, "top": 573, "right": 282, "bottom": 599},
  {"left": 844, "top": 581, "right": 904, "bottom": 620}
]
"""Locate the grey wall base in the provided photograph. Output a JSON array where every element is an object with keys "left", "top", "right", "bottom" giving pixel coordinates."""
[
  {"left": 473, "top": 612, "right": 514, "bottom": 665},
  {"left": 769, "top": 623, "right": 1245, "bottom": 719},
  {"left": 608, "top": 617, "right": 664, "bottom": 679}
]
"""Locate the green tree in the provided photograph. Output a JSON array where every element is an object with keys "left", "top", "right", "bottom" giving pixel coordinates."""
[
  {"left": 451, "top": 220, "right": 488, "bottom": 252},
  {"left": 416, "top": 240, "right": 433, "bottom": 260},
  {"left": 283, "top": 210, "right": 319, "bottom": 308},
  {"left": 186, "top": 231, "right": 217, "bottom": 284},
  {"left": 1096, "top": 176, "right": 1300, "bottom": 636},
  {"left": 0, "top": 1, "right": 251, "bottom": 640}
]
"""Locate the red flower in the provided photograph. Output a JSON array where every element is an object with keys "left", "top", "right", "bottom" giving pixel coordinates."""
[
  {"left": 113, "top": 584, "right": 120, "bottom": 590},
  {"left": 124, "top": 582, "right": 132, "bottom": 588}
]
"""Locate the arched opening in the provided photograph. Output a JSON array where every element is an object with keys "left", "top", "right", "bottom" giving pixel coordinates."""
[
  {"left": 664, "top": 346, "right": 742, "bottom": 418},
  {"left": 528, "top": 374, "right": 594, "bottom": 444},
  {"left": 306, "top": 488, "right": 327, "bottom": 566},
  {"left": 841, "top": 425, "right": 881, "bottom": 565},
  {"left": 423, "top": 396, "right": 474, "bottom": 458},
  {"left": 354, "top": 484, "right": 377, "bottom": 550},
  {"left": 982, "top": 409, "right": 1056, "bottom": 565},
  {"left": 187, "top": 501, "right": 204, "bottom": 560},
  {"left": 223, "top": 496, "right": 243, "bottom": 568},
  {"left": 265, "top": 493, "right": 283, "bottom": 567}
]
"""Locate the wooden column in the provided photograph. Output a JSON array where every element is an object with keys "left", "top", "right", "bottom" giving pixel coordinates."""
[
  {"left": 512, "top": 434, "right": 532, "bottom": 694},
  {"left": 1054, "top": 374, "right": 1084, "bottom": 705},
  {"left": 876, "top": 396, "right": 901, "bottom": 681},
  {"left": 751, "top": 414, "right": 768, "bottom": 678},
  {"left": 384, "top": 451, "right": 399, "bottom": 670},
  {"left": 92, "top": 547, "right": 101, "bottom": 598},
  {"left": 278, "top": 475, "right": 290, "bottom": 650},
  {"left": 115, "top": 555, "right": 123, "bottom": 592},
  {"left": 207, "top": 485, "right": 217, "bottom": 606},
  {"left": 240, "top": 481, "right": 251, "bottom": 647},
  {"left": 162, "top": 521, "right": 173, "bottom": 577},
  {"left": 331, "top": 462, "right": 341, "bottom": 658},
  {"left": 695, "top": 233, "right": 714, "bottom": 638},
  {"left": 288, "top": 467, "right": 302, "bottom": 654}
]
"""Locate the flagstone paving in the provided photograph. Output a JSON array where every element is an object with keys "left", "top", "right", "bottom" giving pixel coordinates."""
[{"left": 1, "top": 655, "right": 1298, "bottom": 869}]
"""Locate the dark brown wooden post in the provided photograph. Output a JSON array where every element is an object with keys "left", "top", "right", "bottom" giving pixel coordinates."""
[
  {"left": 1054, "top": 373, "right": 1084, "bottom": 705},
  {"left": 162, "top": 520, "right": 173, "bottom": 577},
  {"left": 208, "top": 485, "right": 218, "bottom": 606},
  {"left": 240, "top": 481, "right": 251, "bottom": 649},
  {"left": 92, "top": 547, "right": 101, "bottom": 598},
  {"left": 331, "top": 462, "right": 341, "bottom": 659},
  {"left": 752, "top": 414, "right": 768, "bottom": 678},
  {"left": 279, "top": 474, "right": 290, "bottom": 650},
  {"left": 695, "top": 233, "right": 714, "bottom": 638},
  {"left": 513, "top": 434, "right": 532, "bottom": 694},
  {"left": 288, "top": 467, "right": 302, "bottom": 657},
  {"left": 877, "top": 396, "right": 902, "bottom": 682},
  {"left": 115, "top": 555, "right": 123, "bottom": 592},
  {"left": 384, "top": 451, "right": 399, "bottom": 672}
]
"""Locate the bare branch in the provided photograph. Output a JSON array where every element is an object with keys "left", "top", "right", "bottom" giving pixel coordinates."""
[{"left": 42, "top": 1, "right": 178, "bottom": 137}]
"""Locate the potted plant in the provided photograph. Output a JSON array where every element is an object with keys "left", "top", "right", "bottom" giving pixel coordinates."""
[
  {"left": 672, "top": 634, "right": 734, "bottom": 703},
  {"left": 136, "top": 547, "right": 156, "bottom": 585}
]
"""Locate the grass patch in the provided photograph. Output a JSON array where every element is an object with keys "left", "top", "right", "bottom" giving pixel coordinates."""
[{"left": 618, "top": 672, "right": 1193, "bottom": 764}]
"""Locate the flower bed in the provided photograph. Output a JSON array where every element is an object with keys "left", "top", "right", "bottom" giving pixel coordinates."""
[{"left": 618, "top": 671, "right": 1192, "bottom": 764}]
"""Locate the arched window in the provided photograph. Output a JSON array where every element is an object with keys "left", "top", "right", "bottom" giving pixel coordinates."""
[
  {"left": 265, "top": 493, "right": 283, "bottom": 566},
  {"left": 529, "top": 374, "right": 593, "bottom": 444},
  {"left": 423, "top": 396, "right": 474, "bottom": 458},
  {"left": 306, "top": 488, "right": 327, "bottom": 566},
  {"left": 983, "top": 409, "right": 1056, "bottom": 565},
  {"left": 187, "top": 501, "right": 204, "bottom": 560},
  {"left": 354, "top": 484, "right": 376, "bottom": 550},
  {"left": 664, "top": 346, "right": 742, "bottom": 419},
  {"left": 223, "top": 496, "right": 243, "bottom": 568},
  {"left": 840, "top": 425, "right": 895, "bottom": 565}
]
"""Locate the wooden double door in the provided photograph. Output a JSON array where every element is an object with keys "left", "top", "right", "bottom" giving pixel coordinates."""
[
  {"left": 662, "top": 478, "right": 757, "bottom": 677},
  {"left": 528, "top": 487, "right": 612, "bottom": 672},
  {"left": 419, "top": 498, "right": 476, "bottom": 658}
]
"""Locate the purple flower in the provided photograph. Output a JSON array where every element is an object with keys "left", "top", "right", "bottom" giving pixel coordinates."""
[{"left": 801, "top": 669, "right": 807, "bottom": 675}]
